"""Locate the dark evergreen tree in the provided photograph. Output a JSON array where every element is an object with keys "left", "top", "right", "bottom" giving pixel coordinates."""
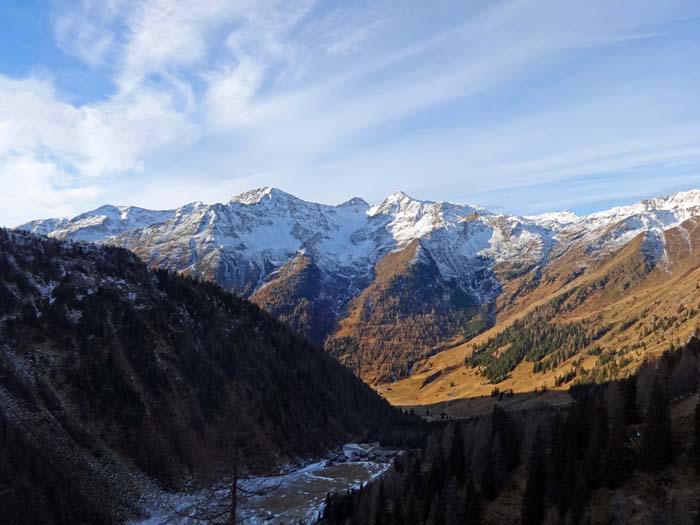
[
  {"left": 582, "top": 396, "right": 608, "bottom": 489},
  {"left": 448, "top": 426, "right": 466, "bottom": 485},
  {"left": 602, "top": 422, "right": 635, "bottom": 488},
  {"left": 373, "top": 480, "right": 387, "bottom": 525},
  {"left": 569, "top": 472, "right": 589, "bottom": 525},
  {"left": 426, "top": 492, "right": 445, "bottom": 525},
  {"left": 690, "top": 400, "right": 700, "bottom": 473},
  {"left": 464, "top": 478, "right": 482, "bottom": 525},
  {"left": 639, "top": 376, "right": 674, "bottom": 472},
  {"left": 622, "top": 375, "right": 639, "bottom": 424},
  {"left": 423, "top": 444, "right": 447, "bottom": 520},
  {"left": 480, "top": 437, "right": 506, "bottom": 501},
  {"left": 403, "top": 497, "right": 419, "bottom": 525},
  {"left": 547, "top": 412, "right": 566, "bottom": 507},
  {"left": 557, "top": 440, "right": 577, "bottom": 517},
  {"left": 444, "top": 476, "right": 463, "bottom": 525},
  {"left": 491, "top": 405, "right": 520, "bottom": 470},
  {"left": 521, "top": 428, "right": 546, "bottom": 525}
]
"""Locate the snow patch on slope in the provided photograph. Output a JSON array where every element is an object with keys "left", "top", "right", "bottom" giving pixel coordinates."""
[{"left": 17, "top": 187, "right": 700, "bottom": 314}]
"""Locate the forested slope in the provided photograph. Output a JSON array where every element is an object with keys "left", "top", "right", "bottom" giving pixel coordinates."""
[
  {"left": 0, "top": 229, "right": 407, "bottom": 523},
  {"left": 323, "top": 339, "right": 700, "bottom": 524}
]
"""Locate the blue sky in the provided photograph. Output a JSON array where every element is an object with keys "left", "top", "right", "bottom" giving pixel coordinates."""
[{"left": 1, "top": 0, "right": 700, "bottom": 225}]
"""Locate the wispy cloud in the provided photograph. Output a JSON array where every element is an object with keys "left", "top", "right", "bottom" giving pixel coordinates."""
[{"left": 1, "top": 0, "right": 699, "bottom": 225}]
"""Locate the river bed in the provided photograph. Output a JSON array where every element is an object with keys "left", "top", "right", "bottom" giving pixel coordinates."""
[{"left": 133, "top": 444, "right": 398, "bottom": 524}]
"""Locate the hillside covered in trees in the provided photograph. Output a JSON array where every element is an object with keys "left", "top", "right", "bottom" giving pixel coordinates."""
[
  {"left": 322, "top": 339, "right": 700, "bottom": 524},
  {"left": 0, "top": 229, "right": 413, "bottom": 524}
]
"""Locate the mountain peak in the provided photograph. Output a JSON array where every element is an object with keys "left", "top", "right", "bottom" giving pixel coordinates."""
[
  {"left": 526, "top": 209, "right": 579, "bottom": 226},
  {"left": 388, "top": 190, "right": 421, "bottom": 202},
  {"left": 369, "top": 191, "right": 426, "bottom": 217},
  {"left": 649, "top": 188, "right": 700, "bottom": 210},
  {"left": 231, "top": 187, "right": 296, "bottom": 205},
  {"left": 337, "top": 197, "right": 370, "bottom": 210},
  {"left": 587, "top": 188, "right": 700, "bottom": 224}
]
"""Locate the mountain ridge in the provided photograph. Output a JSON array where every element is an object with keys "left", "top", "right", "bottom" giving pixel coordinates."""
[{"left": 18, "top": 187, "right": 700, "bottom": 384}]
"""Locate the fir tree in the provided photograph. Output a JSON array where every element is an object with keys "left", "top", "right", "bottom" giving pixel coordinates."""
[
  {"left": 622, "top": 375, "right": 639, "bottom": 424},
  {"left": 582, "top": 396, "right": 608, "bottom": 489},
  {"left": 373, "top": 480, "right": 387, "bottom": 525},
  {"left": 639, "top": 376, "right": 674, "bottom": 472},
  {"left": 602, "top": 422, "right": 635, "bottom": 488},
  {"left": 480, "top": 436, "right": 506, "bottom": 501},
  {"left": 444, "top": 476, "right": 463, "bottom": 525},
  {"left": 569, "top": 472, "right": 589, "bottom": 525},
  {"left": 465, "top": 478, "right": 482, "bottom": 525},
  {"left": 448, "top": 426, "right": 466, "bottom": 485},
  {"left": 690, "top": 400, "right": 700, "bottom": 473},
  {"left": 521, "top": 428, "right": 546, "bottom": 525}
]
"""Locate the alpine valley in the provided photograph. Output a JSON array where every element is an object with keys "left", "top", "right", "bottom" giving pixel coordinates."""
[{"left": 20, "top": 187, "right": 700, "bottom": 398}]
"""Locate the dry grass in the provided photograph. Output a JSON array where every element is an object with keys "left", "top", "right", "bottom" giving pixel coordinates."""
[{"left": 381, "top": 220, "right": 700, "bottom": 407}]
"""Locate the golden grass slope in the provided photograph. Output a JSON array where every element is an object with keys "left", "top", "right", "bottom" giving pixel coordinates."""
[{"left": 381, "top": 217, "right": 700, "bottom": 406}]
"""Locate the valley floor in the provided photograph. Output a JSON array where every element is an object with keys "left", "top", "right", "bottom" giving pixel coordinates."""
[
  {"left": 402, "top": 389, "right": 573, "bottom": 420},
  {"left": 131, "top": 444, "right": 397, "bottom": 525}
]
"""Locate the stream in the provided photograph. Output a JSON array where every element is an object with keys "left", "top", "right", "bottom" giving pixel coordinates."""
[{"left": 134, "top": 443, "right": 400, "bottom": 525}]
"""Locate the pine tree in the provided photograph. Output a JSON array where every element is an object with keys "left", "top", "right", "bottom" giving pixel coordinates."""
[
  {"left": 448, "top": 426, "right": 466, "bottom": 485},
  {"left": 622, "top": 375, "right": 639, "bottom": 424},
  {"left": 480, "top": 436, "right": 506, "bottom": 501},
  {"left": 426, "top": 492, "right": 445, "bottom": 525},
  {"left": 465, "top": 478, "right": 482, "bottom": 525},
  {"left": 582, "top": 396, "right": 608, "bottom": 489},
  {"left": 639, "top": 376, "right": 674, "bottom": 472},
  {"left": 491, "top": 405, "right": 520, "bottom": 470},
  {"left": 557, "top": 440, "right": 576, "bottom": 517},
  {"left": 373, "top": 480, "right": 387, "bottom": 525},
  {"left": 690, "top": 401, "right": 700, "bottom": 473},
  {"left": 547, "top": 413, "right": 566, "bottom": 506},
  {"left": 569, "top": 472, "right": 589, "bottom": 525},
  {"left": 521, "top": 428, "right": 546, "bottom": 525},
  {"left": 424, "top": 445, "right": 447, "bottom": 519},
  {"left": 602, "top": 421, "right": 635, "bottom": 488},
  {"left": 444, "top": 476, "right": 463, "bottom": 525},
  {"left": 403, "top": 497, "right": 419, "bottom": 525}
]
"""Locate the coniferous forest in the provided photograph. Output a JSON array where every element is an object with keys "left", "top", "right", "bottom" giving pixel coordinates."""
[
  {"left": 0, "top": 229, "right": 419, "bottom": 523},
  {"left": 322, "top": 339, "right": 700, "bottom": 524}
]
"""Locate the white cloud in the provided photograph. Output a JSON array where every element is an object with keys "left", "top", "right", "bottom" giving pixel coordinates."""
[
  {"left": 0, "top": 73, "right": 195, "bottom": 223},
  {"left": 1, "top": 0, "right": 699, "bottom": 225},
  {"left": 0, "top": 75, "right": 194, "bottom": 176},
  {"left": 0, "top": 155, "right": 106, "bottom": 226}
]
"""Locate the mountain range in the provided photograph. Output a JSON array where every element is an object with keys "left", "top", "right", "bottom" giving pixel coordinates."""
[
  {"left": 0, "top": 229, "right": 408, "bottom": 523},
  {"left": 19, "top": 187, "right": 700, "bottom": 387}
]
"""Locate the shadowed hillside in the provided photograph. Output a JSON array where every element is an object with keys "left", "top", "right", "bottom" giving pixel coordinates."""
[{"left": 0, "top": 229, "right": 411, "bottom": 523}]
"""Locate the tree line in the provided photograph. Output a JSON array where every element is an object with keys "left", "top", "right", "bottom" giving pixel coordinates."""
[{"left": 322, "top": 337, "right": 700, "bottom": 524}]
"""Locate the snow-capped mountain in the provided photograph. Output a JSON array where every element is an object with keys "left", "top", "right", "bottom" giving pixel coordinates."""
[
  {"left": 19, "top": 187, "right": 564, "bottom": 292},
  {"left": 25, "top": 205, "right": 176, "bottom": 243},
  {"left": 553, "top": 189, "right": 700, "bottom": 257},
  {"left": 18, "top": 188, "right": 700, "bottom": 383}
]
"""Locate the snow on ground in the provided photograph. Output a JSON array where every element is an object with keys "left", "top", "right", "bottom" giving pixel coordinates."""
[
  {"left": 130, "top": 445, "right": 398, "bottom": 525},
  {"left": 21, "top": 187, "right": 700, "bottom": 323}
]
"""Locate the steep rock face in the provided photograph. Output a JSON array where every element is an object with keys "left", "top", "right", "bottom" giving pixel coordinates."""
[
  {"left": 0, "top": 229, "right": 404, "bottom": 523},
  {"left": 18, "top": 188, "right": 700, "bottom": 384}
]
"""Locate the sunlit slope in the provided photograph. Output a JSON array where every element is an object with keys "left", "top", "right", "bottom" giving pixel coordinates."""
[{"left": 381, "top": 217, "right": 700, "bottom": 405}]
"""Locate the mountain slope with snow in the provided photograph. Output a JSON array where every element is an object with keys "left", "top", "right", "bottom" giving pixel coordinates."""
[{"left": 18, "top": 188, "right": 700, "bottom": 383}]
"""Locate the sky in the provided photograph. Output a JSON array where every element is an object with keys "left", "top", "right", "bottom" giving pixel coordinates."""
[{"left": 1, "top": 0, "right": 700, "bottom": 226}]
